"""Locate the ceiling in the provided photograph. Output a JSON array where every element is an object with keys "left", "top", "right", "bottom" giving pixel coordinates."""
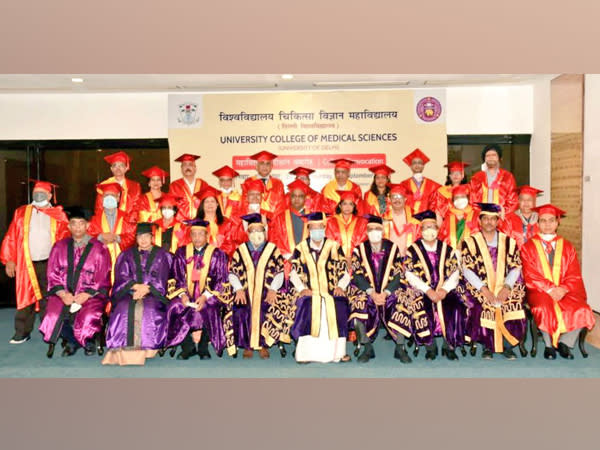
[{"left": 0, "top": 74, "right": 557, "bottom": 93}]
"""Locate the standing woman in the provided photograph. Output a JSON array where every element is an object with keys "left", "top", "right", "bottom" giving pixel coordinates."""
[
  {"left": 363, "top": 164, "right": 395, "bottom": 218},
  {"left": 194, "top": 186, "right": 237, "bottom": 259},
  {"left": 439, "top": 184, "right": 480, "bottom": 250},
  {"left": 432, "top": 161, "right": 469, "bottom": 226},
  {"left": 325, "top": 190, "right": 368, "bottom": 265},
  {"left": 137, "top": 166, "right": 169, "bottom": 223}
]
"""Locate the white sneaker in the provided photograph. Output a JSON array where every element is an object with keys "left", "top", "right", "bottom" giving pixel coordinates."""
[{"left": 9, "top": 335, "right": 31, "bottom": 344}]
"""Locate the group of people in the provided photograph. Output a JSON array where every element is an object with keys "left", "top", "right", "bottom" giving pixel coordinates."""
[{"left": 0, "top": 144, "right": 595, "bottom": 366}]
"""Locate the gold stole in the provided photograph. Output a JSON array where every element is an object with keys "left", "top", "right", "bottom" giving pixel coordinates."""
[
  {"left": 207, "top": 220, "right": 220, "bottom": 246},
  {"left": 139, "top": 192, "right": 160, "bottom": 222},
  {"left": 364, "top": 192, "right": 379, "bottom": 214},
  {"left": 284, "top": 210, "right": 308, "bottom": 253},
  {"left": 22, "top": 205, "right": 58, "bottom": 300},
  {"left": 409, "top": 178, "right": 429, "bottom": 212},
  {"left": 448, "top": 206, "right": 474, "bottom": 249},
  {"left": 297, "top": 239, "right": 340, "bottom": 340},
  {"left": 481, "top": 176, "right": 501, "bottom": 204},
  {"left": 532, "top": 238, "right": 567, "bottom": 347},
  {"left": 101, "top": 212, "right": 124, "bottom": 283},
  {"left": 238, "top": 242, "right": 277, "bottom": 349},
  {"left": 410, "top": 242, "right": 449, "bottom": 339},
  {"left": 155, "top": 222, "right": 182, "bottom": 253},
  {"left": 184, "top": 243, "right": 216, "bottom": 296},
  {"left": 183, "top": 179, "right": 203, "bottom": 217},
  {"left": 335, "top": 214, "right": 358, "bottom": 257},
  {"left": 322, "top": 180, "right": 353, "bottom": 205},
  {"left": 218, "top": 191, "right": 240, "bottom": 217}
]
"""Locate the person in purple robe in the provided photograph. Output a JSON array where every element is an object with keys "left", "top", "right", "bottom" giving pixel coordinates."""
[
  {"left": 102, "top": 222, "right": 174, "bottom": 366},
  {"left": 349, "top": 215, "right": 404, "bottom": 363},
  {"left": 39, "top": 206, "right": 111, "bottom": 358},
  {"left": 164, "top": 219, "right": 230, "bottom": 360},
  {"left": 226, "top": 213, "right": 285, "bottom": 359},
  {"left": 461, "top": 203, "right": 527, "bottom": 360},
  {"left": 403, "top": 210, "right": 467, "bottom": 361}
]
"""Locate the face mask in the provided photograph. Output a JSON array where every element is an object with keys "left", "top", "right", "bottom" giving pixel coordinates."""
[
  {"left": 422, "top": 228, "right": 439, "bottom": 241},
  {"left": 161, "top": 208, "right": 175, "bottom": 219},
  {"left": 540, "top": 233, "right": 556, "bottom": 241},
  {"left": 367, "top": 230, "right": 383, "bottom": 243},
  {"left": 221, "top": 187, "right": 233, "bottom": 194},
  {"left": 103, "top": 196, "right": 118, "bottom": 209},
  {"left": 249, "top": 231, "right": 265, "bottom": 247},
  {"left": 413, "top": 173, "right": 424, "bottom": 181},
  {"left": 32, "top": 193, "right": 49, "bottom": 207},
  {"left": 248, "top": 203, "right": 260, "bottom": 213},
  {"left": 453, "top": 198, "right": 469, "bottom": 210},
  {"left": 310, "top": 229, "right": 325, "bottom": 242}
]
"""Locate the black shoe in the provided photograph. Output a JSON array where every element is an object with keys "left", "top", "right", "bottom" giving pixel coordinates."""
[
  {"left": 177, "top": 334, "right": 197, "bottom": 360},
  {"left": 158, "top": 348, "right": 167, "bottom": 357},
  {"left": 544, "top": 347, "right": 557, "bottom": 360},
  {"left": 357, "top": 343, "right": 375, "bottom": 363},
  {"left": 278, "top": 343, "right": 287, "bottom": 358},
  {"left": 394, "top": 344, "right": 412, "bottom": 364},
  {"left": 503, "top": 347, "right": 517, "bottom": 360},
  {"left": 470, "top": 343, "right": 477, "bottom": 357},
  {"left": 84, "top": 342, "right": 96, "bottom": 356},
  {"left": 460, "top": 346, "right": 467, "bottom": 357},
  {"left": 482, "top": 349, "right": 493, "bottom": 360},
  {"left": 557, "top": 342, "right": 574, "bottom": 360},
  {"left": 169, "top": 347, "right": 177, "bottom": 358},
  {"left": 383, "top": 333, "right": 393, "bottom": 341},
  {"left": 442, "top": 347, "right": 458, "bottom": 361},
  {"left": 46, "top": 343, "right": 55, "bottom": 358},
  {"left": 61, "top": 343, "right": 78, "bottom": 357},
  {"left": 425, "top": 343, "right": 438, "bottom": 361},
  {"left": 9, "top": 334, "right": 30, "bottom": 344},
  {"left": 197, "top": 328, "right": 211, "bottom": 360}
]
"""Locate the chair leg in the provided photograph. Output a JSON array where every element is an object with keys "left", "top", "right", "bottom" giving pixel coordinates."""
[
  {"left": 530, "top": 315, "right": 539, "bottom": 358},
  {"left": 579, "top": 328, "right": 589, "bottom": 358},
  {"left": 470, "top": 342, "right": 477, "bottom": 357},
  {"left": 519, "top": 319, "right": 528, "bottom": 357}
]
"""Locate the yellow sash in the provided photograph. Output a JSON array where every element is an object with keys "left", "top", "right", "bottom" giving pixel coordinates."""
[
  {"left": 184, "top": 243, "right": 216, "bottom": 296},
  {"left": 409, "top": 178, "right": 428, "bottom": 213},
  {"left": 101, "top": 212, "right": 124, "bottom": 284}
]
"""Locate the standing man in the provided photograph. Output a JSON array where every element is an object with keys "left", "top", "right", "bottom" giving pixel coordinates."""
[
  {"left": 1, "top": 180, "right": 69, "bottom": 344},
  {"left": 39, "top": 206, "right": 111, "bottom": 357},
  {"left": 269, "top": 180, "right": 310, "bottom": 260},
  {"left": 520, "top": 204, "right": 595, "bottom": 359},
  {"left": 461, "top": 203, "right": 527, "bottom": 360},
  {"left": 399, "top": 148, "right": 441, "bottom": 215},
  {"left": 469, "top": 144, "right": 518, "bottom": 217},
  {"left": 212, "top": 165, "right": 242, "bottom": 218},
  {"left": 168, "top": 153, "right": 210, "bottom": 221},
  {"left": 383, "top": 184, "right": 419, "bottom": 256},
  {"left": 246, "top": 150, "right": 286, "bottom": 220},
  {"left": 321, "top": 158, "right": 363, "bottom": 214},
  {"left": 94, "top": 151, "right": 142, "bottom": 223},
  {"left": 502, "top": 185, "right": 543, "bottom": 249}
]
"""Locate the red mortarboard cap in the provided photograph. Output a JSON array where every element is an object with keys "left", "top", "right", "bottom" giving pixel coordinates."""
[
  {"left": 212, "top": 165, "right": 240, "bottom": 179},
  {"left": 330, "top": 158, "right": 355, "bottom": 170},
  {"left": 287, "top": 179, "right": 311, "bottom": 195},
  {"left": 534, "top": 203, "right": 566, "bottom": 218},
  {"left": 387, "top": 183, "right": 412, "bottom": 198},
  {"left": 451, "top": 184, "right": 470, "bottom": 197},
  {"left": 141, "top": 166, "right": 169, "bottom": 183},
  {"left": 242, "top": 178, "right": 265, "bottom": 194},
  {"left": 368, "top": 164, "right": 395, "bottom": 177},
  {"left": 402, "top": 148, "right": 430, "bottom": 166},
  {"left": 518, "top": 185, "right": 544, "bottom": 197},
  {"left": 103, "top": 151, "right": 131, "bottom": 169},
  {"left": 193, "top": 186, "right": 220, "bottom": 203},
  {"left": 289, "top": 167, "right": 315, "bottom": 177},
  {"left": 96, "top": 182, "right": 123, "bottom": 196},
  {"left": 250, "top": 150, "right": 278, "bottom": 162},
  {"left": 336, "top": 189, "right": 359, "bottom": 204},
  {"left": 155, "top": 193, "right": 182, "bottom": 208},
  {"left": 174, "top": 153, "right": 201, "bottom": 163},
  {"left": 444, "top": 161, "right": 470, "bottom": 172}
]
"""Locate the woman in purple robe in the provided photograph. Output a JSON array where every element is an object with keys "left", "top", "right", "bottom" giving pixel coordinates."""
[
  {"left": 39, "top": 206, "right": 111, "bottom": 357},
  {"left": 165, "top": 219, "right": 230, "bottom": 359},
  {"left": 102, "top": 222, "right": 174, "bottom": 366}
]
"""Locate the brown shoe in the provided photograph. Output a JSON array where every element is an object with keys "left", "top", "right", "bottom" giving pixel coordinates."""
[
  {"left": 243, "top": 349, "right": 253, "bottom": 359},
  {"left": 259, "top": 348, "right": 270, "bottom": 359}
]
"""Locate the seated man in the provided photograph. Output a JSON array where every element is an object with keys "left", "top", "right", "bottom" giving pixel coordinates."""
[
  {"left": 165, "top": 219, "right": 229, "bottom": 360},
  {"left": 289, "top": 212, "right": 352, "bottom": 363},
  {"left": 461, "top": 203, "right": 526, "bottom": 360},
  {"left": 520, "top": 204, "right": 596, "bottom": 359},
  {"left": 102, "top": 223, "right": 173, "bottom": 366},
  {"left": 39, "top": 206, "right": 111, "bottom": 357},
  {"left": 227, "top": 214, "right": 285, "bottom": 359},
  {"left": 404, "top": 210, "right": 466, "bottom": 361},
  {"left": 349, "top": 215, "right": 404, "bottom": 363}
]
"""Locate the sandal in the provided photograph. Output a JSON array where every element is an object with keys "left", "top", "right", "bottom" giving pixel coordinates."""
[{"left": 340, "top": 354, "right": 352, "bottom": 363}]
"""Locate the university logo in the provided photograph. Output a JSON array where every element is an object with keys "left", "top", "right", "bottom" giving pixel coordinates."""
[
  {"left": 416, "top": 96, "right": 442, "bottom": 122},
  {"left": 177, "top": 103, "right": 201, "bottom": 126}
]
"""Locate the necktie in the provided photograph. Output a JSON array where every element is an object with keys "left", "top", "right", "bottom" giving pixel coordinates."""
[
  {"left": 262, "top": 178, "right": 268, "bottom": 186},
  {"left": 542, "top": 240, "right": 555, "bottom": 266}
]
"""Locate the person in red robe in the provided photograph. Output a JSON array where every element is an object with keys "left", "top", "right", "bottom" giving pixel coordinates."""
[
  {"left": 286, "top": 167, "right": 324, "bottom": 213},
  {"left": 320, "top": 158, "right": 364, "bottom": 215},
  {"left": 88, "top": 183, "right": 136, "bottom": 279},
  {"left": 211, "top": 165, "right": 242, "bottom": 218},
  {"left": 439, "top": 184, "right": 480, "bottom": 250},
  {"left": 152, "top": 194, "right": 189, "bottom": 254},
  {"left": 1, "top": 180, "right": 69, "bottom": 344},
  {"left": 137, "top": 166, "right": 169, "bottom": 223},
  {"left": 363, "top": 164, "right": 395, "bottom": 217},
  {"left": 245, "top": 150, "right": 286, "bottom": 219},
  {"left": 94, "top": 151, "right": 142, "bottom": 224},
  {"left": 469, "top": 144, "right": 518, "bottom": 217},
  {"left": 193, "top": 186, "right": 237, "bottom": 258},
  {"left": 520, "top": 204, "right": 596, "bottom": 360},
  {"left": 325, "top": 190, "right": 368, "bottom": 265},
  {"left": 399, "top": 148, "right": 441, "bottom": 215},
  {"left": 168, "top": 153, "right": 211, "bottom": 221},
  {"left": 432, "top": 161, "right": 470, "bottom": 225},
  {"left": 382, "top": 183, "right": 419, "bottom": 256},
  {"left": 502, "top": 185, "right": 543, "bottom": 250}
]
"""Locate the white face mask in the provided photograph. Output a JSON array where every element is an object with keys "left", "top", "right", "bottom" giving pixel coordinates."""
[
  {"left": 540, "top": 233, "right": 556, "bottom": 241},
  {"left": 161, "top": 208, "right": 175, "bottom": 219},
  {"left": 422, "top": 228, "right": 439, "bottom": 241},
  {"left": 221, "top": 187, "right": 233, "bottom": 194},
  {"left": 103, "top": 196, "right": 118, "bottom": 209},
  {"left": 32, "top": 192, "right": 49, "bottom": 207},
  {"left": 248, "top": 203, "right": 260, "bottom": 213},
  {"left": 413, "top": 173, "right": 424, "bottom": 181},
  {"left": 310, "top": 229, "right": 325, "bottom": 242},
  {"left": 453, "top": 198, "right": 469, "bottom": 210},
  {"left": 249, "top": 231, "right": 265, "bottom": 247},
  {"left": 367, "top": 230, "right": 383, "bottom": 243},
  {"left": 32, "top": 199, "right": 49, "bottom": 208}
]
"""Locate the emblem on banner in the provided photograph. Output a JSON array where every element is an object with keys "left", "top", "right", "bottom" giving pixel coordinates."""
[
  {"left": 177, "top": 103, "right": 201, "bottom": 126},
  {"left": 416, "top": 96, "right": 442, "bottom": 122}
]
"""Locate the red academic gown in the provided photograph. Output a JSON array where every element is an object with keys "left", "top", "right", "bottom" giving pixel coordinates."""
[
  {"left": 94, "top": 177, "right": 142, "bottom": 223},
  {"left": 521, "top": 235, "right": 596, "bottom": 347},
  {"left": 502, "top": 211, "right": 539, "bottom": 250},
  {"left": 269, "top": 209, "right": 309, "bottom": 258},
  {"left": 168, "top": 178, "right": 210, "bottom": 221},
  {"left": 363, "top": 191, "right": 391, "bottom": 218},
  {"left": 399, "top": 176, "right": 441, "bottom": 215},
  {"left": 469, "top": 169, "right": 518, "bottom": 214},
  {"left": 284, "top": 188, "right": 324, "bottom": 214},
  {"left": 217, "top": 190, "right": 242, "bottom": 219},
  {"left": 431, "top": 185, "right": 454, "bottom": 220},
  {"left": 136, "top": 191, "right": 163, "bottom": 223},
  {"left": 381, "top": 207, "right": 420, "bottom": 255},
  {"left": 0, "top": 205, "right": 69, "bottom": 310},
  {"left": 152, "top": 218, "right": 189, "bottom": 254},
  {"left": 320, "top": 180, "right": 364, "bottom": 215},
  {"left": 325, "top": 214, "right": 368, "bottom": 258},
  {"left": 247, "top": 175, "right": 286, "bottom": 220},
  {"left": 204, "top": 217, "right": 237, "bottom": 259},
  {"left": 88, "top": 210, "right": 136, "bottom": 272},
  {"left": 439, "top": 206, "right": 480, "bottom": 250}
]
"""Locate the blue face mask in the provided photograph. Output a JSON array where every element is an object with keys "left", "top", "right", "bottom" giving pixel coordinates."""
[
  {"left": 310, "top": 229, "right": 325, "bottom": 242},
  {"left": 103, "top": 196, "right": 118, "bottom": 209}
]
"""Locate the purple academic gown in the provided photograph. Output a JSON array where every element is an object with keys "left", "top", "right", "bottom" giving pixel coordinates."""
[
  {"left": 165, "top": 244, "right": 228, "bottom": 353},
  {"left": 105, "top": 246, "right": 173, "bottom": 350},
  {"left": 39, "top": 237, "right": 111, "bottom": 347}
]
